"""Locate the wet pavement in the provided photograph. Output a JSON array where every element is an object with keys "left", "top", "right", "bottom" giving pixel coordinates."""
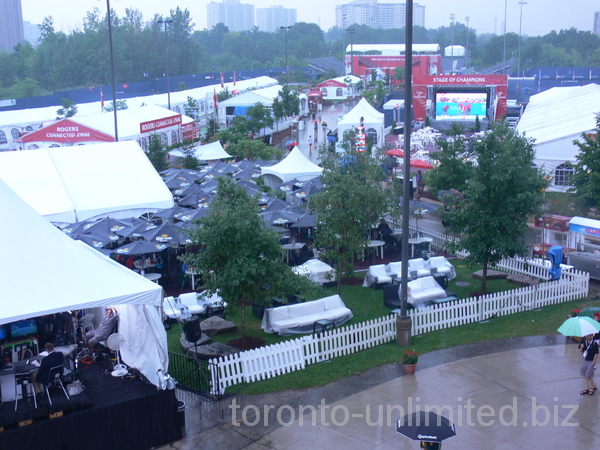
[{"left": 161, "top": 335, "right": 600, "bottom": 449}]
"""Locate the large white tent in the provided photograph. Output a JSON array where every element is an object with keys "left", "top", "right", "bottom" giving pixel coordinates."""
[
  {"left": 517, "top": 83, "right": 600, "bottom": 192},
  {"left": 337, "top": 97, "right": 385, "bottom": 148},
  {"left": 168, "top": 140, "right": 232, "bottom": 162},
  {"left": 0, "top": 179, "right": 168, "bottom": 387},
  {"left": 261, "top": 146, "right": 323, "bottom": 188},
  {"left": 0, "top": 141, "right": 174, "bottom": 223}
]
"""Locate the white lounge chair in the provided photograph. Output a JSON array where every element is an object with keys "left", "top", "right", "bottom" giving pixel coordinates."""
[
  {"left": 428, "top": 256, "right": 456, "bottom": 280},
  {"left": 363, "top": 264, "right": 393, "bottom": 288},
  {"left": 408, "top": 258, "right": 430, "bottom": 279},
  {"left": 386, "top": 261, "right": 403, "bottom": 280},
  {"left": 178, "top": 292, "right": 207, "bottom": 315}
]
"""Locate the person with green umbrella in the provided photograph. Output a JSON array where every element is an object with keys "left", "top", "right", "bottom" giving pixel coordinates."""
[{"left": 579, "top": 332, "right": 599, "bottom": 395}]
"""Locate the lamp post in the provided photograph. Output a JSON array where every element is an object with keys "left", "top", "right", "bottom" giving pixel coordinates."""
[
  {"left": 157, "top": 18, "right": 174, "bottom": 110},
  {"left": 449, "top": 14, "right": 455, "bottom": 63},
  {"left": 518, "top": 0, "right": 527, "bottom": 78},
  {"left": 280, "top": 26, "right": 290, "bottom": 84},
  {"left": 105, "top": 0, "right": 118, "bottom": 141},
  {"left": 465, "top": 16, "right": 470, "bottom": 69},
  {"left": 503, "top": 0, "right": 507, "bottom": 73},
  {"left": 347, "top": 27, "right": 356, "bottom": 76}
]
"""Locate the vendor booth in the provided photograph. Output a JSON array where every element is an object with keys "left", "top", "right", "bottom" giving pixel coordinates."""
[{"left": 337, "top": 98, "right": 385, "bottom": 149}]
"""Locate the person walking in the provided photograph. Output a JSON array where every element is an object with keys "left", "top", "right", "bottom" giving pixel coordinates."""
[
  {"left": 308, "top": 135, "right": 313, "bottom": 152},
  {"left": 579, "top": 333, "right": 599, "bottom": 395}
]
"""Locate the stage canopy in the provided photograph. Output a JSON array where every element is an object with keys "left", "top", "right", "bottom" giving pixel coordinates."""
[
  {"left": 261, "top": 146, "right": 322, "bottom": 188},
  {"left": 0, "top": 179, "right": 168, "bottom": 387},
  {"left": 0, "top": 140, "right": 174, "bottom": 223},
  {"left": 21, "top": 118, "right": 115, "bottom": 144}
]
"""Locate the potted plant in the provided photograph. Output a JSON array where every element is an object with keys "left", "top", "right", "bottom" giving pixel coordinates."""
[{"left": 401, "top": 350, "right": 419, "bottom": 374}]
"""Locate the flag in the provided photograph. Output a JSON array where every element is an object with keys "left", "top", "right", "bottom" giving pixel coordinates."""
[
  {"left": 220, "top": 72, "right": 224, "bottom": 88},
  {"left": 213, "top": 87, "right": 218, "bottom": 109},
  {"left": 233, "top": 71, "right": 236, "bottom": 86},
  {"left": 100, "top": 89, "right": 104, "bottom": 108}
]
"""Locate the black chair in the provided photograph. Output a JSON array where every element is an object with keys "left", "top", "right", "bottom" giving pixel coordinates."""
[
  {"left": 14, "top": 371, "right": 37, "bottom": 411},
  {"left": 206, "top": 304, "right": 225, "bottom": 319},
  {"left": 44, "top": 365, "right": 70, "bottom": 406}
]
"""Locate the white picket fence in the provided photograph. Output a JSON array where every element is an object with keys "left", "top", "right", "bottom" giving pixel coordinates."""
[{"left": 210, "top": 268, "right": 588, "bottom": 395}]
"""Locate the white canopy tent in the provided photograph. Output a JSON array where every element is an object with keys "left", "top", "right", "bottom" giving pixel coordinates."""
[
  {"left": 168, "top": 140, "right": 232, "bottom": 162},
  {"left": 0, "top": 141, "right": 174, "bottom": 223},
  {"left": 337, "top": 97, "right": 385, "bottom": 149},
  {"left": 517, "top": 84, "right": 600, "bottom": 192},
  {"left": 0, "top": 179, "right": 168, "bottom": 387},
  {"left": 261, "top": 146, "right": 323, "bottom": 188}
]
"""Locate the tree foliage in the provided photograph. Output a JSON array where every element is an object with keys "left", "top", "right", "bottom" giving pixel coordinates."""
[
  {"left": 56, "top": 98, "right": 78, "bottom": 119},
  {"left": 445, "top": 123, "right": 548, "bottom": 293},
  {"left": 183, "top": 177, "right": 315, "bottom": 339},
  {"left": 272, "top": 85, "right": 300, "bottom": 122},
  {"left": 570, "top": 114, "right": 600, "bottom": 217},
  {"left": 146, "top": 133, "right": 169, "bottom": 172},
  {"left": 310, "top": 149, "right": 392, "bottom": 292}
]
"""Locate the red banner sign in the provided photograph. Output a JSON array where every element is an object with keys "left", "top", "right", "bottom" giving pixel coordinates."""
[
  {"left": 139, "top": 114, "right": 182, "bottom": 134},
  {"left": 21, "top": 119, "right": 115, "bottom": 143}
]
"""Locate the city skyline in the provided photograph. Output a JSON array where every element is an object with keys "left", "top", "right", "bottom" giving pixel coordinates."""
[{"left": 19, "top": 0, "right": 599, "bottom": 38}]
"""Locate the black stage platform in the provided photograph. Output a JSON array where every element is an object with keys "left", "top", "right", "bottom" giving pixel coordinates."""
[{"left": 0, "top": 359, "right": 182, "bottom": 450}]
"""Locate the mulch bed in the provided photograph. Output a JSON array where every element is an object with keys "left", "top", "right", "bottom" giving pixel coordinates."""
[{"left": 228, "top": 336, "right": 266, "bottom": 351}]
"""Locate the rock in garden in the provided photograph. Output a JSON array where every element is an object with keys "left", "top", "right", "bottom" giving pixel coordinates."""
[
  {"left": 472, "top": 269, "right": 508, "bottom": 280},
  {"left": 200, "top": 316, "right": 238, "bottom": 336},
  {"left": 180, "top": 333, "right": 211, "bottom": 351},
  {"left": 188, "top": 342, "right": 240, "bottom": 360},
  {"left": 506, "top": 273, "right": 540, "bottom": 287}
]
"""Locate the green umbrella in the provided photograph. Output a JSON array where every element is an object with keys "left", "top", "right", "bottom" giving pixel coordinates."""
[
  {"left": 557, "top": 316, "right": 600, "bottom": 337},
  {"left": 578, "top": 307, "right": 600, "bottom": 319}
]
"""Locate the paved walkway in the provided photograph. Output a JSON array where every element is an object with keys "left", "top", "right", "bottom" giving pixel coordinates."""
[{"left": 161, "top": 335, "right": 600, "bottom": 449}]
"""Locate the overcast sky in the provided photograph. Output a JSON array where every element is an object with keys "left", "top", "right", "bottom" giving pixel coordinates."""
[{"left": 21, "top": 1, "right": 599, "bottom": 37}]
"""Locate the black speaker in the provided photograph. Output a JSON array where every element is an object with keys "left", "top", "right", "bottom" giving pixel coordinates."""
[{"left": 183, "top": 316, "right": 202, "bottom": 342}]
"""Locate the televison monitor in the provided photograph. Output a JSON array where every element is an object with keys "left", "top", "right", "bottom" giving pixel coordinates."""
[
  {"left": 9, "top": 319, "right": 38, "bottom": 339},
  {"left": 0, "top": 325, "right": 7, "bottom": 341},
  {"left": 435, "top": 92, "right": 487, "bottom": 120}
]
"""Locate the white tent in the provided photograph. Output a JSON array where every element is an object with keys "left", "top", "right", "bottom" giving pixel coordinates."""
[
  {"left": 517, "top": 84, "right": 600, "bottom": 192},
  {"left": 337, "top": 98, "right": 385, "bottom": 148},
  {"left": 261, "top": 147, "right": 322, "bottom": 188},
  {"left": 0, "top": 141, "right": 174, "bottom": 223},
  {"left": 0, "top": 179, "right": 168, "bottom": 387},
  {"left": 168, "top": 140, "right": 232, "bottom": 162}
]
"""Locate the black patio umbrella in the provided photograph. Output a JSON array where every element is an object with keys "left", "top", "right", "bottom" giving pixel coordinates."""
[
  {"left": 164, "top": 177, "right": 194, "bottom": 190},
  {"left": 178, "top": 191, "right": 215, "bottom": 208},
  {"left": 263, "top": 198, "right": 293, "bottom": 212},
  {"left": 259, "top": 210, "right": 300, "bottom": 226},
  {"left": 233, "top": 168, "right": 261, "bottom": 180},
  {"left": 212, "top": 162, "right": 238, "bottom": 174},
  {"left": 152, "top": 206, "right": 194, "bottom": 220},
  {"left": 112, "top": 240, "right": 169, "bottom": 256},
  {"left": 233, "top": 159, "right": 259, "bottom": 170},
  {"left": 290, "top": 213, "right": 318, "bottom": 228},
  {"left": 72, "top": 232, "right": 113, "bottom": 249},
  {"left": 138, "top": 223, "right": 192, "bottom": 245},
  {"left": 396, "top": 411, "right": 456, "bottom": 444},
  {"left": 159, "top": 168, "right": 203, "bottom": 180},
  {"left": 173, "top": 208, "right": 209, "bottom": 222},
  {"left": 78, "top": 218, "right": 137, "bottom": 238}
]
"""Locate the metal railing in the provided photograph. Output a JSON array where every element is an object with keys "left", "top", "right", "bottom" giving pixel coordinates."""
[{"left": 168, "top": 351, "right": 220, "bottom": 399}]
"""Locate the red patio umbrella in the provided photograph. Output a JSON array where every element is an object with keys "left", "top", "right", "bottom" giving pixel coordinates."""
[
  {"left": 387, "top": 149, "right": 404, "bottom": 157},
  {"left": 410, "top": 159, "right": 434, "bottom": 169}
]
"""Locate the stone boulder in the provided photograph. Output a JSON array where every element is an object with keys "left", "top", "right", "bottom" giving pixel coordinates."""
[
  {"left": 187, "top": 342, "right": 240, "bottom": 360},
  {"left": 200, "top": 316, "right": 237, "bottom": 337},
  {"left": 180, "top": 333, "right": 212, "bottom": 352},
  {"left": 506, "top": 273, "right": 541, "bottom": 287},
  {"left": 472, "top": 269, "right": 508, "bottom": 280}
]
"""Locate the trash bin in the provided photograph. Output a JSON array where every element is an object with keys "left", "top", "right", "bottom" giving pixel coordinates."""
[
  {"left": 298, "top": 119, "right": 305, "bottom": 131},
  {"left": 177, "top": 400, "right": 186, "bottom": 434}
]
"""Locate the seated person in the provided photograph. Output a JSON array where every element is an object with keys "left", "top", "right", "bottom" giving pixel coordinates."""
[
  {"left": 377, "top": 219, "right": 400, "bottom": 249},
  {"left": 34, "top": 342, "right": 65, "bottom": 392},
  {"left": 85, "top": 307, "right": 118, "bottom": 349},
  {"left": 297, "top": 244, "right": 314, "bottom": 265}
]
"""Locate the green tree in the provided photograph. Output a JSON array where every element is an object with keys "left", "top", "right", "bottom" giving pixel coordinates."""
[
  {"left": 310, "top": 149, "right": 390, "bottom": 293},
  {"left": 272, "top": 85, "right": 300, "bottom": 122},
  {"left": 56, "top": 98, "right": 78, "bottom": 119},
  {"left": 146, "top": 133, "right": 169, "bottom": 172},
  {"left": 179, "top": 146, "right": 201, "bottom": 170},
  {"left": 570, "top": 113, "right": 600, "bottom": 216},
  {"left": 102, "top": 99, "right": 128, "bottom": 112},
  {"left": 445, "top": 123, "right": 548, "bottom": 293},
  {"left": 245, "top": 102, "right": 274, "bottom": 136},
  {"left": 183, "top": 177, "right": 315, "bottom": 341}
]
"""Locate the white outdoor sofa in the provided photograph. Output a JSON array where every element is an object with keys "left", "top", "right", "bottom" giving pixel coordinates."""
[
  {"left": 407, "top": 258, "right": 431, "bottom": 279},
  {"left": 293, "top": 259, "right": 336, "bottom": 286},
  {"left": 261, "top": 294, "right": 353, "bottom": 336},
  {"left": 428, "top": 256, "right": 456, "bottom": 280},
  {"left": 406, "top": 276, "right": 447, "bottom": 308},
  {"left": 362, "top": 264, "right": 393, "bottom": 288}
]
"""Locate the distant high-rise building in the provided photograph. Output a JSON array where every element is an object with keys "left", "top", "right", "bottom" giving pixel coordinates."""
[
  {"left": 335, "top": 1, "right": 425, "bottom": 30},
  {"left": 23, "top": 21, "right": 42, "bottom": 47},
  {"left": 256, "top": 6, "right": 297, "bottom": 33},
  {"left": 594, "top": 12, "right": 600, "bottom": 36},
  {"left": 0, "top": 0, "right": 25, "bottom": 53},
  {"left": 207, "top": 0, "right": 255, "bottom": 32}
]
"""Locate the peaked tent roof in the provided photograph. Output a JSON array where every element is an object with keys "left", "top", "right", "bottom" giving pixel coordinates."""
[
  {"left": 0, "top": 179, "right": 168, "bottom": 387},
  {"left": 20, "top": 118, "right": 115, "bottom": 144},
  {"left": 517, "top": 83, "right": 600, "bottom": 145},
  {"left": 261, "top": 147, "right": 322, "bottom": 188},
  {"left": 168, "top": 140, "right": 232, "bottom": 161},
  {"left": 0, "top": 141, "right": 174, "bottom": 223},
  {"left": 219, "top": 85, "right": 283, "bottom": 108},
  {"left": 338, "top": 97, "right": 385, "bottom": 126}
]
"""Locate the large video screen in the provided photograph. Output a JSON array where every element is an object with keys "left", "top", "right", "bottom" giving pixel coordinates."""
[{"left": 435, "top": 92, "right": 487, "bottom": 120}]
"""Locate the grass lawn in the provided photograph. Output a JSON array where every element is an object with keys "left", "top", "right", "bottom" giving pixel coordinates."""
[{"left": 166, "top": 260, "right": 598, "bottom": 394}]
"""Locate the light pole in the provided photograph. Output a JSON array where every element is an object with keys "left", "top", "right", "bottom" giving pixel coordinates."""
[
  {"left": 449, "top": 14, "right": 455, "bottom": 63},
  {"left": 105, "top": 0, "right": 118, "bottom": 141},
  {"left": 465, "top": 16, "right": 470, "bottom": 69},
  {"left": 503, "top": 0, "right": 507, "bottom": 73},
  {"left": 518, "top": 0, "right": 527, "bottom": 78},
  {"left": 280, "top": 26, "right": 290, "bottom": 84},
  {"left": 158, "top": 18, "right": 174, "bottom": 110},
  {"left": 347, "top": 27, "right": 356, "bottom": 76}
]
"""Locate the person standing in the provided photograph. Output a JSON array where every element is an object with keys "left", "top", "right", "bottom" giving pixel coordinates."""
[
  {"left": 579, "top": 333, "right": 599, "bottom": 395},
  {"left": 308, "top": 135, "right": 313, "bottom": 152}
]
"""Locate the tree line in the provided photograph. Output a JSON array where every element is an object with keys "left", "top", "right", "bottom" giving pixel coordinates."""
[{"left": 1, "top": 6, "right": 600, "bottom": 100}]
